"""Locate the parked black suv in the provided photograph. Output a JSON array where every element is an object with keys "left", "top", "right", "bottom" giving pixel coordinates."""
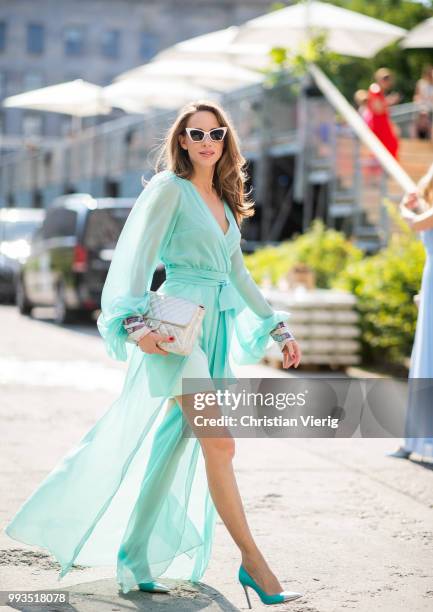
[
  {"left": 17, "top": 194, "right": 135, "bottom": 323},
  {"left": 0, "top": 208, "right": 45, "bottom": 303}
]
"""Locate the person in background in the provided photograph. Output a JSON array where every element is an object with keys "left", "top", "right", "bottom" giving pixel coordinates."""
[
  {"left": 365, "top": 67, "right": 400, "bottom": 159},
  {"left": 387, "top": 162, "right": 433, "bottom": 461},
  {"left": 411, "top": 107, "right": 432, "bottom": 141},
  {"left": 414, "top": 64, "right": 433, "bottom": 109},
  {"left": 412, "top": 65, "right": 433, "bottom": 141},
  {"left": 354, "top": 89, "right": 369, "bottom": 120}
]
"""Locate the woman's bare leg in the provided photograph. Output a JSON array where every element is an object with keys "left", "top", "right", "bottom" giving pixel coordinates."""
[{"left": 175, "top": 391, "right": 285, "bottom": 595}]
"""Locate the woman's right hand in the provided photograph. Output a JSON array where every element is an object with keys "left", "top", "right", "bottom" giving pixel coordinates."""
[{"left": 137, "top": 331, "right": 175, "bottom": 355}]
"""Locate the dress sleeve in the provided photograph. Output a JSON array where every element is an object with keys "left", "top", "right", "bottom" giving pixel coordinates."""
[
  {"left": 228, "top": 244, "right": 291, "bottom": 365},
  {"left": 229, "top": 245, "right": 275, "bottom": 317},
  {"left": 96, "top": 174, "right": 182, "bottom": 361}
]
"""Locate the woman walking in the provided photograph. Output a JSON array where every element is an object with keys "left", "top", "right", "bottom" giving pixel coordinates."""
[
  {"left": 388, "top": 163, "right": 433, "bottom": 461},
  {"left": 4, "top": 100, "right": 303, "bottom": 606}
]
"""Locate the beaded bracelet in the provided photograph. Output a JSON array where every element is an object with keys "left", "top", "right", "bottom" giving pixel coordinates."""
[
  {"left": 270, "top": 321, "right": 296, "bottom": 351},
  {"left": 123, "top": 315, "right": 153, "bottom": 345}
]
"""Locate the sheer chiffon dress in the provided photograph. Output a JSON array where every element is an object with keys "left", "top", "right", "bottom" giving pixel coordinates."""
[{"left": 4, "top": 170, "right": 290, "bottom": 593}]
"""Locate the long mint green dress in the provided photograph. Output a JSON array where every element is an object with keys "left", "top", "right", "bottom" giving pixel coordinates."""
[{"left": 4, "top": 169, "right": 290, "bottom": 594}]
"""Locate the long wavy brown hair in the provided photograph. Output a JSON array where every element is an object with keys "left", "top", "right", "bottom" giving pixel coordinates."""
[{"left": 153, "top": 99, "right": 255, "bottom": 227}]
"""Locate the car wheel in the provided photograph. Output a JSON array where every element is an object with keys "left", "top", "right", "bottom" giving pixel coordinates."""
[
  {"left": 75, "top": 308, "right": 95, "bottom": 324},
  {"left": 16, "top": 277, "right": 33, "bottom": 316},
  {"left": 54, "top": 283, "right": 75, "bottom": 325}
]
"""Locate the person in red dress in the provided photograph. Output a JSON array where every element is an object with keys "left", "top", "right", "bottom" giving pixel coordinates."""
[{"left": 365, "top": 67, "right": 400, "bottom": 159}]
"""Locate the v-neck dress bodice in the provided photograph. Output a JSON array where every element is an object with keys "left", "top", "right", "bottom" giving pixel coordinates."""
[
  {"left": 4, "top": 169, "right": 290, "bottom": 595},
  {"left": 186, "top": 179, "right": 231, "bottom": 237}
]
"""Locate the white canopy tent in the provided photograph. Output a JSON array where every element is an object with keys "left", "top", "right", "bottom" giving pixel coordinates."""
[
  {"left": 103, "top": 78, "right": 216, "bottom": 113},
  {"left": 153, "top": 26, "right": 274, "bottom": 70},
  {"left": 115, "top": 58, "right": 264, "bottom": 91},
  {"left": 233, "top": 0, "right": 407, "bottom": 59},
  {"left": 401, "top": 17, "right": 433, "bottom": 49},
  {"left": 2, "top": 79, "right": 111, "bottom": 117},
  {"left": 107, "top": 56, "right": 265, "bottom": 113}
]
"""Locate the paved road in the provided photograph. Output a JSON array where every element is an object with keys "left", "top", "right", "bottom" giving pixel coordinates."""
[{"left": 1, "top": 305, "right": 432, "bottom": 611}]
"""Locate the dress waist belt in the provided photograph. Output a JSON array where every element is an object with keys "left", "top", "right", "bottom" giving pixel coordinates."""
[{"left": 165, "top": 264, "right": 243, "bottom": 312}]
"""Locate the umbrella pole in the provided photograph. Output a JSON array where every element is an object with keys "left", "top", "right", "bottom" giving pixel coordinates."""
[
  {"left": 91, "top": 128, "right": 98, "bottom": 197},
  {"left": 306, "top": 0, "right": 312, "bottom": 40},
  {"left": 71, "top": 115, "right": 82, "bottom": 134}
]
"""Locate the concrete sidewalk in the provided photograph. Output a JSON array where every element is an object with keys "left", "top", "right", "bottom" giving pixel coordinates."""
[{"left": 0, "top": 306, "right": 432, "bottom": 611}]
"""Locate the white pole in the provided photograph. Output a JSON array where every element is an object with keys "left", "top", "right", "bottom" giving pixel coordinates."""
[{"left": 306, "top": 0, "right": 312, "bottom": 41}]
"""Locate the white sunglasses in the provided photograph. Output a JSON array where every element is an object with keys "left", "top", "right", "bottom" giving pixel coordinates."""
[{"left": 185, "top": 127, "right": 228, "bottom": 142}]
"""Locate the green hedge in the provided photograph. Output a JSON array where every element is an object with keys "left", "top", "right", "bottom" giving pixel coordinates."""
[
  {"left": 244, "top": 211, "right": 425, "bottom": 366},
  {"left": 332, "top": 203, "right": 425, "bottom": 365},
  {"left": 244, "top": 220, "right": 363, "bottom": 289}
]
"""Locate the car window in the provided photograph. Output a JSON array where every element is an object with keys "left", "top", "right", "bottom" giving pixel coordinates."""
[
  {"left": 32, "top": 227, "right": 44, "bottom": 243},
  {"left": 83, "top": 208, "right": 131, "bottom": 249},
  {"left": 43, "top": 208, "right": 77, "bottom": 239},
  {"left": 1, "top": 221, "right": 41, "bottom": 242}
]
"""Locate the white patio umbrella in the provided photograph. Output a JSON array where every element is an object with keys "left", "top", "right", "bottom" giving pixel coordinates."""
[
  {"left": 115, "top": 58, "right": 264, "bottom": 91},
  {"left": 103, "top": 78, "right": 217, "bottom": 113},
  {"left": 401, "top": 17, "right": 433, "bottom": 49},
  {"left": 153, "top": 26, "right": 274, "bottom": 70},
  {"left": 233, "top": 0, "right": 407, "bottom": 59},
  {"left": 2, "top": 79, "right": 111, "bottom": 117}
]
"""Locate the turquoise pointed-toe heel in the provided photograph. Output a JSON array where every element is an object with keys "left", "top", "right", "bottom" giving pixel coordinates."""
[
  {"left": 238, "top": 565, "right": 303, "bottom": 608},
  {"left": 138, "top": 581, "right": 171, "bottom": 593},
  {"left": 386, "top": 447, "right": 411, "bottom": 459}
]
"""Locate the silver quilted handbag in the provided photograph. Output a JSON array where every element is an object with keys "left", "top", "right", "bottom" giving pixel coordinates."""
[{"left": 127, "top": 291, "right": 206, "bottom": 356}]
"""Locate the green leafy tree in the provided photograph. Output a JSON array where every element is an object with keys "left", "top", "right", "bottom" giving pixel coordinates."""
[{"left": 266, "top": 0, "right": 433, "bottom": 102}]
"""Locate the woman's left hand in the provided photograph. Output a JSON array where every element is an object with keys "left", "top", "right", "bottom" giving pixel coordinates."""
[
  {"left": 400, "top": 192, "right": 418, "bottom": 211},
  {"left": 282, "top": 340, "right": 302, "bottom": 369}
]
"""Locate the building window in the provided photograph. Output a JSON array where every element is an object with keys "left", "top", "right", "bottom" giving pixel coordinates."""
[
  {"left": 27, "top": 24, "right": 44, "bottom": 54},
  {"left": 64, "top": 26, "right": 85, "bottom": 56},
  {"left": 102, "top": 74, "right": 115, "bottom": 86},
  {"left": 60, "top": 115, "right": 72, "bottom": 136},
  {"left": 43, "top": 209, "right": 78, "bottom": 239},
  {"left": 23, "top": 72, "right": 44, "bottom": 92},
  {"left": 0, "top": 22, "right": 6, "bottom": 52},
  {"left": 139, "top": 32, "right": 158, "bottom": 61},
  {"left": 0, "top": 72, "right": 6, "bottom": 99},
  {"left": 23, "top": 112, "right": 43, "bottom": 138},
  {"left": 101, "top": 29, "right": 120, "bottom": 58},
  {"left": 65, "top": 73, "right": 81, "bottom": 82}
]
